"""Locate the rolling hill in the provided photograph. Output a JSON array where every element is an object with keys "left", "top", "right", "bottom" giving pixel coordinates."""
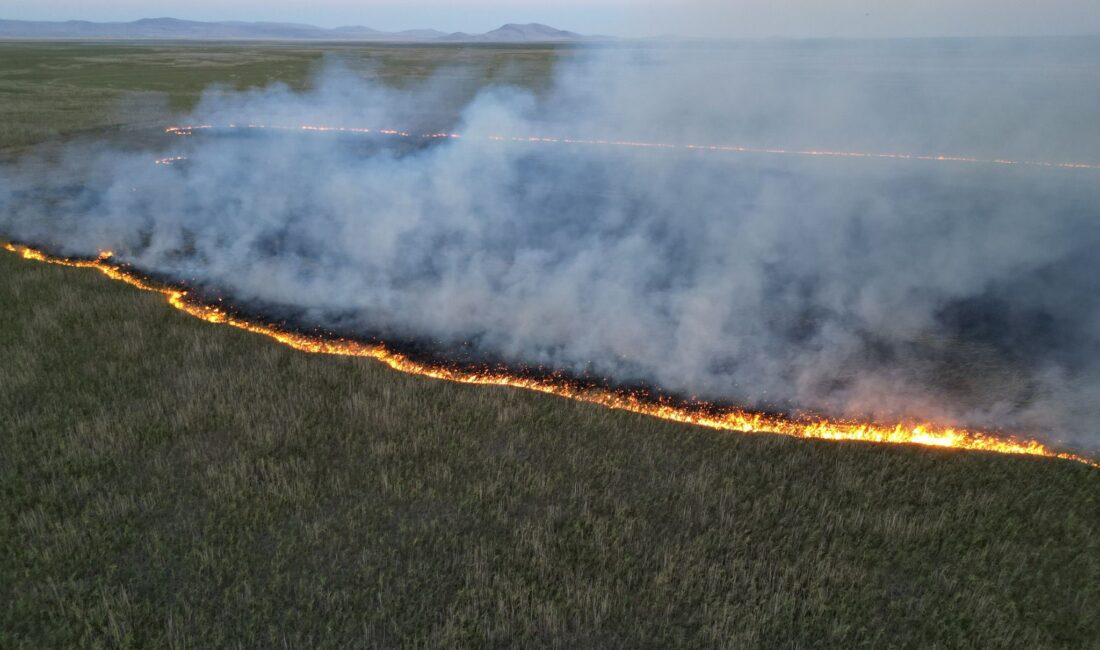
[{"left": 0, "top": 17, "right": 592, "bottom": 42}]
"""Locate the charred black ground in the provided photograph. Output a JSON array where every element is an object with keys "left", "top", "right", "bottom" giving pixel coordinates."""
[{"left": 5, "top": 237, "right": 830, "bottom": 423}]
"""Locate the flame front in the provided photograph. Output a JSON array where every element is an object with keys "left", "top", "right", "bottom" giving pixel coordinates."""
[
  {"left": 161, "top": 124, "right": 1100, "bottom": 171},
  {"left": 4, "top": 242, "right": 1096, "bottom": 468}
]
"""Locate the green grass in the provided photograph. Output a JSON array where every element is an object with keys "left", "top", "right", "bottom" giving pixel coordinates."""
[
  {"left": 0, "top": 41, "right": 563, "bottom": 151},
  {"left": 1, "top": 42, "right": 1099, "bottom": 648}
]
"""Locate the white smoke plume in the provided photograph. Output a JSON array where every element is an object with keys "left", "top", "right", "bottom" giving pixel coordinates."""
[{"left": 3, "top": 40, "right": 1100, "bottom": 448}]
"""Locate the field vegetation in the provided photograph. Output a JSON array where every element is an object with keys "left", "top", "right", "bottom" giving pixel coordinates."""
[{"left": 1, "top": 42, "right": 1098, "bottom": 648}]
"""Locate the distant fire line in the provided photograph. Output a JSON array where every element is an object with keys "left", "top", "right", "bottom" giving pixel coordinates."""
[
  {"left": 4, "top": 241, "right": 1097, "bottom": 468},
  {"left": 160, "top": 124, "right": 1100, "bottom": 171}
]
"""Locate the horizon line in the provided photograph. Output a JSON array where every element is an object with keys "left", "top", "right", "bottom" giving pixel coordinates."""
[{"left": 2, "top": 16, "right": 1100, "bottom": 42}]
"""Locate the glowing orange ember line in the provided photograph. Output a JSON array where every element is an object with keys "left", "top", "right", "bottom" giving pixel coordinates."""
[
  {"left": 162, "top": 124, "right": 1100, "bottom": 171},
  {"left": 4, "top": 242, "right": 1097, "bottom": 468}
]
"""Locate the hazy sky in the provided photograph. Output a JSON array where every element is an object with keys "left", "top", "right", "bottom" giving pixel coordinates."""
[{"left": 2, "top": 0, "right": 1100, "bottom": 37}]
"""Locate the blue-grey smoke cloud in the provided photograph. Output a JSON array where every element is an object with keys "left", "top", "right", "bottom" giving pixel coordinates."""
[{"left": 3, "top": 40, "right": 1099, "bottom": 448}]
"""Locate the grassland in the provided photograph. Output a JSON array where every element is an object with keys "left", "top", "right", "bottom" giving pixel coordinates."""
[
  {"left": 1, "top": 42, "right": 1099, "bottom": 648},
  {"left": 0, "top": 41, "right": 562, "bottom": 151}
]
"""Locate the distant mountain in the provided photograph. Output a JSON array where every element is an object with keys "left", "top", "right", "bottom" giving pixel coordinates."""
[
  {"left": 440, "top": 23, "right": 585, "bottom": 43},
  {"left": 0, "top": 18, "right": 593, "bottom": 42}
]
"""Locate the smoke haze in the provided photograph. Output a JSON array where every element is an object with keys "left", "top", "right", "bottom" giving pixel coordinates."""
[{"left": 3, "top": 39, "right": 1100, "bottom": 448}]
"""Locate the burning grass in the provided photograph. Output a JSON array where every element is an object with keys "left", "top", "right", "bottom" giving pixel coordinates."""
[{"left": 4, "top": 241, "right": 1097, "bottom": 468}]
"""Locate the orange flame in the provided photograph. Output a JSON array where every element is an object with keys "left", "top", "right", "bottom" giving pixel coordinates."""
[{"left": 4, "top": 241, "right": 1096, "bottom": 468}]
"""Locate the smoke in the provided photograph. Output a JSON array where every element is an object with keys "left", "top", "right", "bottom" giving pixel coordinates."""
[{"left": 3, "top": 40, "right": 1100, "bottom": 448}]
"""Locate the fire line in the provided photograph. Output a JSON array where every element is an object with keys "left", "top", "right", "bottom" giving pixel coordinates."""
[
  {"left": 160, "top": 124, "right": 1100, "bottom": 171},
  {"left": 4, "top": 242, "right": 1096, "bottom": 468}
]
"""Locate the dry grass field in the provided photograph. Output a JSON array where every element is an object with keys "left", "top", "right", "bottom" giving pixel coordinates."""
[{"left": 1, "top": 42, "right": 1098, "bottom": 648}]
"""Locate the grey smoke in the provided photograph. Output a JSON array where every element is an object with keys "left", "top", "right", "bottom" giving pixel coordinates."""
[{"left": 3, "top": 40, "right": 1099, "bottom": 449}]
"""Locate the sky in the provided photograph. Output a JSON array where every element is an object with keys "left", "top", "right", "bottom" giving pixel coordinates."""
[{"left": 2, "top": 0, "right": 1100, "bottom": 38}]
